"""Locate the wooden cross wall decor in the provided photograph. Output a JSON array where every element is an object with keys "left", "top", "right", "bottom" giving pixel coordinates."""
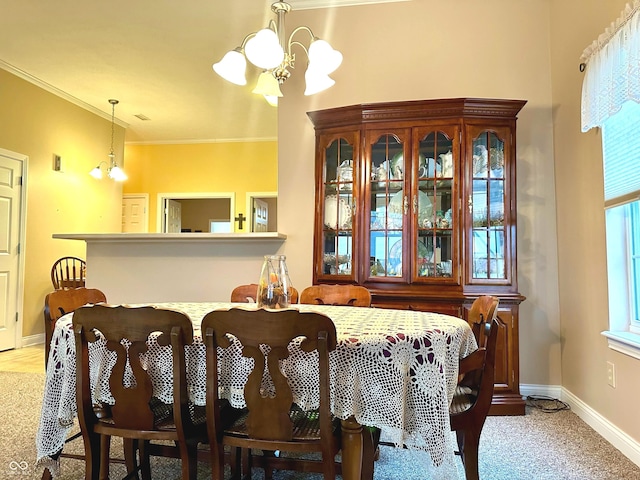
[{"left": 235, "top": 213, "right": 246, "bottom": 230}]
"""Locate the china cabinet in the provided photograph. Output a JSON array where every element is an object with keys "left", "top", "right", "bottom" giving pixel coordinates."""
[{"left": 308, "top": 98, "right": 527, "bottom": 415}]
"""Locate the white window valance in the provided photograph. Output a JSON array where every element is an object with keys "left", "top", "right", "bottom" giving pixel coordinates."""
[{"left": 581, "top": 1, "right": 640, "bottom": 132}]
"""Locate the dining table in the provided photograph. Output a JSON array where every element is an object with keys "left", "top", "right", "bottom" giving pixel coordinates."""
[{"left": 36, "top": 302, "right": 477, "bottom": 480}]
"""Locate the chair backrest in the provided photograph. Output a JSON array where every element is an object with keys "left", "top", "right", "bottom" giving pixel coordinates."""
[
  {"left": 44, "top": 287, "right": 107, "bottom": 367},
  {"left": 467, "top": 295, "right": 500, "bottom": 345},
  {"left": 230, "top": 283, "right": 299, "bottom": 304},
  {"left": 299, "top": 284, "right": 372, "bottom": 307},
  {"left": 450, "top": 315, "right": 500, "bottom": 429},
  {"left": 73, "top": 304, "right": 194, "bottom": 432},
  {"left": 202, "top": 308, "right": 337, "bottom": 442},
  {"left": 51, "top": 256, "right": 86, "bottom": 290}
]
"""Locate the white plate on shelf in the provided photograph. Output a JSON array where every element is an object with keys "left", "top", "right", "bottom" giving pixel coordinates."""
[
  {"left": 388, "top": 190, "right": 432, "bottom": 227},
  {"left": 389, "top": 239, "right": 432, "bottom": 263},
  {"left": 324, "top": 195, "right": 352, "bottom": 230}
]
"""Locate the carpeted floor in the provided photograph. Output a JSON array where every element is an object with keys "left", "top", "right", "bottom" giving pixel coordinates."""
[{"left": 3, "top": 371, "right": 640, "bottom": 479}]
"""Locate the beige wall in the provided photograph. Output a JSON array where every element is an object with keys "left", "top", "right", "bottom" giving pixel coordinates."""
[
  {"left": 274, "top": 0, "right": 640, "bottom": 446},
  {"left": 123, "top": 142, "right": 277, "bottom": 232},
  {"left": 550, "top": 0, "right": 640, "bottom": 439},
  {"left": 180, "top": 198, "right": 231, "bottom": 232},
  {"left": 0, "top": 69, "right": 124, "bottom": 338},
  {"left": 278, "top": 0, "right": 561, "bottom": 386}
]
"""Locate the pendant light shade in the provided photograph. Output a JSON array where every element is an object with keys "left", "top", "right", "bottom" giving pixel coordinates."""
[
  {"left": 252, "top": 71, "right": 284, "bottom": 98},
  {"left": 89, "top": 99, "right": 127, "bottom": 182},
  {"left": 245, "top": 29, "right": 284, "bottom": 69},
  {"left": 212, "top": 1, "right": 342, "bottom": 106},
  {"left": 304, "top": 66, "right": 335, "bottom": 96},
  {"left": 212, "top": 49, "right": 248, "bottom": 86},
  {"left": 308, "top": 39, "right": 343, "bottom": 75}
]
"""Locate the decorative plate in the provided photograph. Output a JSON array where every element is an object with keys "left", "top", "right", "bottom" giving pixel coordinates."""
[
  {"left": 389, "top": 239, "right": 432, "bottom": 263},
  {"left": 324, "top": 195, "right": 352, "bottom": 230},
  {"left": 388, "top": 190, "right": 433, "bottom": 227}
]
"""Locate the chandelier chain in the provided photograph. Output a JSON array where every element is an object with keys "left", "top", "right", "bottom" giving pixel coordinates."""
[{"left": 109, "top": 99, "right": 119, "bottom": 157}]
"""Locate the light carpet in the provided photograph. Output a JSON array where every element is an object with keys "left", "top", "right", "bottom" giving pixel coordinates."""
[{"left": 2, "top": 371, "right": 639, "bottom": 479}]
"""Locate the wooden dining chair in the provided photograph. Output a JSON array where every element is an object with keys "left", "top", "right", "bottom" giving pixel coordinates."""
[
  {"left": 73, "top": 304, "right": 207, "bottom": 480},
  {"left": 202, "top": 307, "right": 341, "bottom": 480},
  {"left": 449, "top": 295, "right": 501, "bottom": 480},
  {"left": 51, "top": 256, "right": 86, "bottom": 290},
  {"left": 230, "top": 283, "right": 299, "bottom": 304},
  {"left": 43, "top": 287, "right": 107, "bottom": 368},
  {"left": 299, "top": 284, "right": 371, "bottom": 307}
]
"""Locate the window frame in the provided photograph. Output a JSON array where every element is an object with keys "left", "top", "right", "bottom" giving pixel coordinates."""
[{"left": 601, "top": 105, "right": 640, "bottom": 358}]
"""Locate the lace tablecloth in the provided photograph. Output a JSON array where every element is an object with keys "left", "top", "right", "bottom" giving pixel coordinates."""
[{"left": 36, "top": 302, "right": 476, "bottom": 478}]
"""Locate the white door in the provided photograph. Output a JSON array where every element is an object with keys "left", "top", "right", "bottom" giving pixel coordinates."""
[
  {"left": 122, "top": 195, "right": 149, "bottom": 233},
  {"left": 252, "top": 198, "right": 269, "bottom": 232},
  {"left": 0, "top": 151, "right": 25, "bottom": 351},
  {"left": 165, "top": 199, "right": 182, "bottom": 233}
]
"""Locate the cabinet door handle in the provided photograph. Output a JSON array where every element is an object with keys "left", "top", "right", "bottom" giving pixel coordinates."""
[
  {"left": 468, "top": 195, "right": 473, "bottom": 214},
  {"left": 404, "top": 195, "right": 409, "bottom": 215},
  {"left": 412, "top": 194, "right": 418, "bottom": 214}
]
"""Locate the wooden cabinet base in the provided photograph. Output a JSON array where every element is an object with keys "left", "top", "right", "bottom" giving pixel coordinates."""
[{"left": 488, "top": 392, "right": 526, "bottom": 416}]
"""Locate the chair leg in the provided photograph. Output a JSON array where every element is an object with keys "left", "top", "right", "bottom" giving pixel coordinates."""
[
  {"left": 361, "top": 427, "right": 378, "bottom": 480},
  {"left": 99, "top": 435, "right": 111, "bottom": 480},
  {"left": 123, "top": 438, "right": 140, "bottom": 480},
  {"left": 228, "top": 446, "right": 241, "bottom": 480},
  {"left": 262, "top": 450, "right": 275, "bottom": 480},
  {"left": 177, "top": 440, "right": 199, "bottom": 480},
  {"left": 241, "top": 448, "right": 251, "bottom": 480},
  {"left": 139, "top": 441, "right": 152, "bottom": 480},
  {"left": 82, "top": 430, "right": 101, "bottom": 480},
  {"left": 41, "top": 467, "right": 53, "bottom": 480},
  {"left": 459, "top": 429, "right": 481, "bottom": 480},
  {"left": 322, "top": 451, "right": 337, "bottom": 480}
]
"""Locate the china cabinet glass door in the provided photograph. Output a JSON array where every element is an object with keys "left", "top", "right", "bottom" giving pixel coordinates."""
[
  {"left": 468, "top": 126, "right": 511, "bottom": 283},
  {"left": 319, "top": 134, "right": 357, "bottom": 280},
  {"left": 413, "top": 126, "right": 459, "bottom": 283},
  {"left": 366, "top": 130, "right": 409, "bottom": 282}
]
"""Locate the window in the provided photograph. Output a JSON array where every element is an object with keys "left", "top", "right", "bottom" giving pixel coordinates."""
[
  {"left": 209, "top": 220, "right": 232, "bottom": 233},
  {"left": 602, "top": 100, "right": 640, "bottom": 357},
  {"left": 580, "top": 2, "right": 640, "bottom": 355}
]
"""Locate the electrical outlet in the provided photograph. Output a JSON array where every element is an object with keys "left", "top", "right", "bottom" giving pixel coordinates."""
[{"left": 607, "top": 361, "right": 616, "bottom": 388}]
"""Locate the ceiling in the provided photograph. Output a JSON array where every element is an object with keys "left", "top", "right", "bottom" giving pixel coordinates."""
[{"left": 0, "top": 0, "right": 406, "bottom": 144}]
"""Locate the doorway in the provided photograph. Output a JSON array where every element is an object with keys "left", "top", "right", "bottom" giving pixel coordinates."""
[
  {"left": 122, "top": 194, "right": 149, "bottom": 233},
  {"left": 246, "top": 192, "right": 277, "bottom": 232},
  {"left": 0, "top": 148, "right": 27, "bottom": 351},
  {"left": 158, "top": 192, "right": 235, "bottom": 233}
]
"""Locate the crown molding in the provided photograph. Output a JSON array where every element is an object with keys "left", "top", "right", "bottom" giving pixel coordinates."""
[
  {"left": 288, "top": 0, "right": 410, "bottom": 10},
  {"left": 0, "top": 60, "right": 129, "bottom": 128}
]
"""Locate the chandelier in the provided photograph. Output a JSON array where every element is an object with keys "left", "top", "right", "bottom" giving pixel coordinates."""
[
  {"left": 212, "top": 1, "right": 343, "bottom": 106},
  {"left": 90, "top": 99, "right": 127, "bottom": 181}
]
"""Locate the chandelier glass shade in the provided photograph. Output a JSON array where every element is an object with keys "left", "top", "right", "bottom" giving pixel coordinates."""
[
  {"left": 90, "top": 99, "right": 127, "bottom": 181},
  {"left": 212, "top": 1, "right": 342, "bottom": 105}
]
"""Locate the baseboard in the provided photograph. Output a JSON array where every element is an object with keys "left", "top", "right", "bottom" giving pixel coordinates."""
[
  {"left": 21, "top": 333, "right": 45, "bottom": 348},
  {"left": 561, "top": 387, "right": 640, "bottom": 467},
  {"left": 520, "top": 383, "right": 563, "bottom": 400}
]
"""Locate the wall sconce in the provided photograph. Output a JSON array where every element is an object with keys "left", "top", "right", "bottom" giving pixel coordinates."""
[{"left": 89, "top": 99, "right": 127, "bottom": 181}]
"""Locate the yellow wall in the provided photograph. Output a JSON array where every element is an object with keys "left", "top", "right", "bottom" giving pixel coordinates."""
[
  {"left": 0, "top": 68, "right": 124, "bottom": 338},
  {"left": 123, "top": 142, "right": 277, "bottom": 232}
]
